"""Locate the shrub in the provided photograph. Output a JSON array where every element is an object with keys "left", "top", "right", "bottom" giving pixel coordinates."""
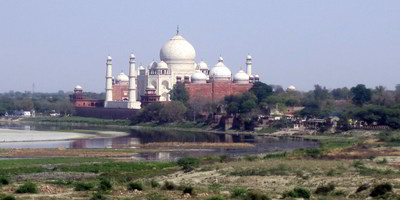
[
  {"left": 315, "top": 183, "right": 335, "bottom": 195},
  {"left": 2, "top": 196, "right": 16, "bottom": 200},
  {"left": 219, "top": 155, "right": 230, "bottom": 163},
  {"left": 150, "top": 179, "right": 160, "bottom": 188},
  {"left": 146, "top": 193, "right": 168, "bottom": 200},
  {"left": 305, "top": 148, "right": 322, "bottom": 158},
  {"left": 370, "top": 183, "right": 392, "bottom": 197},
  {"left": 283, "top": 187, "right": 311, "bottom": 199},
  {"left": 128, "top": 182, "right": 143, "bottom": 191},
  {"left": 15, "top": 182, "right": 38, "bottom": 193},
  {"left": 356, "top": 184, "right": 370, "bottom": 193},
  {"left": 91, "top": 192, "right": 107, "bottom": 200},
  {"left": 208, "top": 183, "right": 222, "bottom": 193},
  {"left": 206, "top": 197, "right": 225, "bottom": 200},
  {"left": 244, "top": 155, "right": 258, "bottom": 161},
  {"left": 99, "top": 179, "right": 112, "bottom": 191},
  {"left": 245, "top": 191, "right": 271, "bottom": 200},
  {"left": 182, "top": 186, "right": 194, "bottom": 195},
  {"left": 0, "top": 177, "right": 10, "bottom": 185},
  {"left": 161, "top": 181, "right": 176, "bottom": 190},
  {"left": 177, "top": 157, "right": 199, "bottom": 172},
  {"left": 231, "top": 187, "right": 248, "bottom": 198},
  {"left": 74, "top": 182, "right": 94, "bottom": 191}
]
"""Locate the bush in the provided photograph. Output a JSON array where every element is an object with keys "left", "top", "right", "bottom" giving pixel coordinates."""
[
  {"left": 208, "top": 183, "right": 222, "bottom": 193},
  {"left": 315, "top": 183, "right": 335, "bottom": 195},
  {"left": 15, "top": 182, "right": 38, "bottom": 193},
  {"left": 206, "top": 197, "right": 225, "bottom": 200},
  {"left": 99, "top": 179, "right": 112, "bottom": 191},
  {"left": 177, "top": 157, "right": 199, "bottom": 172},
  {"left": 305, "top": 148, "right": 322, "bottom": 158},
  {"left": 1, "top": 196, "right": 16, "bottom": 200},
  {"left": 150, "top": 179, "right": 160, "bottom": 188},
  {"left": 161, "top": 181, "right": 176, "bottom": 190},
  {"left": 74, "top": 182, "right": 94, "bottom": 191},
  {"left": 91, "top": 192, "right": 107, "bottom": 200},
  {"left": 0, "top": 177, "right": 10, "bottom": 185},
  {"left": 370, "top": 183, "right": 392, "bottom": 197},
  {"left": 146, "top": 193, "right": 168, "bottom": 200},
  {"left": 356, "top": 184, "right": 370, "bottom": 193},
  {"left": 231, "top": 187, "right": 248, "bottom": 198},
  {"left": 245, "top": 191, "right": 271, "bottom": 200},
  {"left": 182, "top": 186, "right": 194, "bottom": 195},
  {"left": 283, "top": 187, "right": 311, "bottom": 199},
  {"left": 128, "top": 182, "right": 143, "bottom": 191}
]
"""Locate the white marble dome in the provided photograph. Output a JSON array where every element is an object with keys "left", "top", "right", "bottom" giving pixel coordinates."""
[
  {"left": 197, "top": 61, "right": 208, "bottom": 70},
  {"left": 234, "top": 70, "right": 250, "bottom": 84},
  {"left": 138, "top": 65, "right": 145, "bottom": 70},
  {"left": 157, "top": 61, "right": 168, "bottom": 69},
  {"left": 210, "top": 57, "right": 232, "bottom": 81},
  {"left": 116, "top": 72, "right": 129, "bottom": 82},
  {"left": 147, "top": 84, "right": 155, "bottom": 89},
  {"left": 75, "top": 85, "right": 83, "bottom": 90},
  {"left": 148, "top": 61, "right": 157, "bottom": 69},
  {"left": 287, "top": 85, "right": 296, "bottom": 91},
  {"left": 160, "top": 35, "right": 196, "bottom": 64},
  {"left": 191, "top": 70, "right": 207, "bottom": 84}
]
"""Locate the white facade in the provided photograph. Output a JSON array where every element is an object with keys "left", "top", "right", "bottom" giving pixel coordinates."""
[{"left": 104, "top": 29, "right": 258, "bottom": 109}]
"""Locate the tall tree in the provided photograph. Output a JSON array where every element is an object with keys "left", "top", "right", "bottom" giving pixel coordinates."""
[
  {"left": 169, "top": 82, "right": 189, "bottom": 104},
  {"left": 350, "top": 84, "right": 372, "bottom": 106},
  {"left": 249, "top": 82, "right": 273, "bottom": 103}
]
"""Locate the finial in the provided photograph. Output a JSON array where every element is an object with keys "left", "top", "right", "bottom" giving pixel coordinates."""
[{"left": 177, "top": 25, "right": 179, "bottom": 35}]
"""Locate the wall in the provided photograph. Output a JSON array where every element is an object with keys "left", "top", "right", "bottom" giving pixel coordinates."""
[
  {"left": 185, "top": 82, "right": 252, "bottom": 103},
  {"left": 75, "top": 107, "right": 138, "bottom": 120}
]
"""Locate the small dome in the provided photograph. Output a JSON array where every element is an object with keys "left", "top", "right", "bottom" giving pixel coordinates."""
[
  {"left": 197, "top": 61, "right": 208, "bottom": 70},
  {"left": 148, "top": 61, "right": 157, "bottom": 69},
  {"left": 147, "top": 84, "right": 155, "bottom": 89},
  {"left": 160, "top": 34, "right": 196, "bottom": 64},
  {"left": 191, "top": 70, "right": 207, "bottom": 84},
  {"left": 246, "top": 55, "right": 252, "bottom": 59},
  {"left": 157, "top": 61, "right": 168, "bottom": 69},
  {"left": 75, "top": 85, "right": 83, "bottom": 90},
  {"left": 107, "top": 56, "right": 112, "bottom": 60},
  {"left": 138, "top": 65, "right": 145, "bottom": 70},
  {"left": 130, "top": 54, "right": 135, "bottom": 59},
  {"left": 234, "top": 70, "right": 250, "bottom": 84},
  {"left": 255, "top": 75, "right": 260, "bottom": 78},
  {"left": 116, "top": 72, "right": 129, "bottom": 82},
  {"left": 287, "top": 85, "right": 296, "bottom": 91},
  {"left": 209, "top": 57, "right": 231, "bottom": 80}
]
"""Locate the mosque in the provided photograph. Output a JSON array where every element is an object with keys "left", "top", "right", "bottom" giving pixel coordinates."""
[{"left": 72, "top": 28, "right": 260, "bottom": 110}]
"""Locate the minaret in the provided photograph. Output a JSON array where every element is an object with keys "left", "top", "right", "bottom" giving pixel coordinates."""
[
  {"left": 105, "top": 56, "right": 113, "bottom": 106},
  {"left": 246, "top": 54, "right": 252, "bottom": 76},
  {"left": 128, "top": 54, "right": 141, "bottom": 109}
]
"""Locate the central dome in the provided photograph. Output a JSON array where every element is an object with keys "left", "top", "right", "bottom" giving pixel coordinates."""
[{"left": 160, "top": 34, "right": 196, "bottom": 64}]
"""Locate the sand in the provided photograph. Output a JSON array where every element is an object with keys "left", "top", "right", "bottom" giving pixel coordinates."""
[{"left": 0, "top": 128, "right": 94, "bottom": 142}]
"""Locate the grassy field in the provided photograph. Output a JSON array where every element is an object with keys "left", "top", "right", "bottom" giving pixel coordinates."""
[{"left": 0, "top": 130, "right": 400, "bottom": 199}]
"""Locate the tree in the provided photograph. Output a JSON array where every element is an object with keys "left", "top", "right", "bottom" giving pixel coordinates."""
[
  {"left": 169, "top": 82, "right": 189, "bottom": 104},
  {"left": 159, "top": 101, "right": 187, "bottom": 123},
  {"left": 249, "top": 82, "right": 273, "bottom": 103},
  {"left": 351, "top": 84, "right": 372, "bottom": 106},
  {"left": 331, "top": 87, "right": 351, "bottom": 100},
  {"left": 131, "top": 102, "right": 163, "bottom": 124},
  {"left": 313, "top": 84, "right": 329, "bottom": 101}
]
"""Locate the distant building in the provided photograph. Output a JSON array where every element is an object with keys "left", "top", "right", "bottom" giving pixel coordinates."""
[{"left": 70, "top": 85, "right": 104, "bottom": 108}]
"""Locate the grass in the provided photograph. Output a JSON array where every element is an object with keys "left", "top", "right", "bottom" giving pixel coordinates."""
[
  {"left": 74, "top": 182, "right": 94, "bottom": 191},
  {"left": 0, "top": 157, "right": 110, "bottom": 169},
  {"left": 15, "top": 182, "right": 38, "bottom": 193},
  {"left": 127, "top": 182, "right": 143, "bottom": 191}
]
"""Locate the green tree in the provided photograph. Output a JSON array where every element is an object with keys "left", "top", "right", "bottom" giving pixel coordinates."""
[
  {"left": 313, "top": 84, "right": 330, "bottom": 101},
  {"left": 159, "top": 101, "right": 188, "bottom": 123},
  {"left": 351, "top": 84, "right": 372, "bottom": 106},
  {"left": 249, "top": 82, "right": 273, "bottom": 103},
  {"left": 169, "top": 82, "right": 189, "bottom": 104},
  {"left": 331, "top": 87, "right": 351, "bottom": 100}
]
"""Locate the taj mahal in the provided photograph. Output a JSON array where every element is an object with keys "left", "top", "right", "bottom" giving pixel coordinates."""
[{"left": 73, "top": 28, "right": 259, "bottom": 110}]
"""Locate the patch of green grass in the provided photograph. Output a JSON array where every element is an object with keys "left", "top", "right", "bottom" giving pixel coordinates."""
[
  {"left": 0, "top": 157, "right": 110, "bottom": 169},
  {"left": 127, "top": 182, "right": 143, "bottom": 191},
  {"left": 59, "top": 161, "right": 176, "bottom": 173},
  {"left": 230, "top": 164, "right": 290, "bottom": 176},
  {"left": 146, "top": 193, "right": 169, "bottom": 200},
  {"left": 231, "top": 187, "right": 248, "bottom": 198},
  {"left": 315, "top": 183, "right": 335, "bottom": 195},
  {"left": 283, "top": 187, "right": 311, "bottom": 199}
]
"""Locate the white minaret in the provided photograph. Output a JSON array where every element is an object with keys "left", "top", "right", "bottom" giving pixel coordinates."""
[
  {"left": 105, "top": 56, "right": 113, "bottom": 106},
  {"left": 246, "top": 54, "right": 252, "bottom": 76},
  {"left": 128, "top": 54, "right": 141, "bottom": 109}
]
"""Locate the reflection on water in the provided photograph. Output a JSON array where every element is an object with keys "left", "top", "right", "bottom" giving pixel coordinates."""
[{"left": 0, "top": 122, "right": 319, "bottom": 161}]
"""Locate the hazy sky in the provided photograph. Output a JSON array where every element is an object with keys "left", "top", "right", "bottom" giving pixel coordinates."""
[{"left": 0, "top": 0, "right": 399, "bottom": 93}]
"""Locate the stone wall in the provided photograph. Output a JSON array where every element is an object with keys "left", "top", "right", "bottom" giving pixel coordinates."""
[
  {"left": 185, "top": 82, "right": 252, "bottom": 103},
  {"left": 75, "top": 107, "right": 137, "bottom": 120}
]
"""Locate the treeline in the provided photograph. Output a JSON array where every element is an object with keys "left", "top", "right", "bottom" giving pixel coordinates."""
[
  {"left": 131, "top": 82, "right": 400, "bottom": 129},
  {"left": 0, "top": 90, "right": 105, "bottom": 116}
]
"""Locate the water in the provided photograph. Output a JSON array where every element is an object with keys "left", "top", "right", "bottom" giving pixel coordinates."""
[{"left": 0, "top": 122, "right": 319, "bottom": 161}]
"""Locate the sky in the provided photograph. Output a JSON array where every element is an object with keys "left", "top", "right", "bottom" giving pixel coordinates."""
[{"left": 0, "top": 0, "right": 399, "bottom": 93}]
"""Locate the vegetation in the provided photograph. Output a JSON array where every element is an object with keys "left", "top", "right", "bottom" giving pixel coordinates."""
[
  {"left": 177, "top": 157, "right": 199, "bottom": 172},
  {"left": 15, "top": 182, "right": 38, "bottom": 193},
  {"left": 161, "top": 181, "right": 177, "bottom": 190},
  {"left": 74, "top": 182, "right": 94, "bottom": 191},
  {"left": 127, "top": 182, "right": 143, "bottom": 191},
  {"left": 369, "top": 183, "right": 393, "bottom": 197},
  {"left": 315, "top": 183, "right": 335, "bottom": 195},
  {"left": 98, "top": 179, "right": 112, "bottom": 191},
  {"left": 283, "top": 187, "right": 311, "bottom": 199}
]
